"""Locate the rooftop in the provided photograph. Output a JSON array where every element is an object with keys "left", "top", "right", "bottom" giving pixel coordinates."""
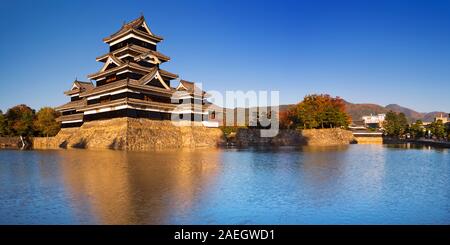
[{"left": 103, "top": 16, "right": 163, "bottom": 44}]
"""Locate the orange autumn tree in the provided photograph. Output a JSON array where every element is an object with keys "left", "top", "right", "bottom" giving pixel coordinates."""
[
  {"left": 279, "top": 109, "right": 295, "bottom": 129},
  {"left": 284, "top": 94, "right": 351, "bottom": 129}
]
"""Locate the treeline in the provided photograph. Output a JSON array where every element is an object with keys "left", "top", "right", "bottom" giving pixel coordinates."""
[
  {"left": 0, "top": 104, "right": 60, "bottom": 137},
  {"left": 383, "top": 111, "right": 450, "bottom": 140},
  {"left": 280, "top": 94, "right": 351, "bottom": 129}
]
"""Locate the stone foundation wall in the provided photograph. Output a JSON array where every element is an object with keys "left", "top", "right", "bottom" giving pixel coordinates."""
[
  {"left": 300, "top": 128, "right": 356, "bottom": 146},
  {"left": 235, "top": 128, "right": 356, "bottom": 147},
  {"left": 355, "top": 136, "right": 383, "bottom": 144},
  {"left": 0, "top": 137, "right": 21, "bottom": 148},
  {"left": 32, "top": 118, "right": 225, "bottom": 151},
  {"left": 125, "top": 118, "right": 225, "bottom": 151}
]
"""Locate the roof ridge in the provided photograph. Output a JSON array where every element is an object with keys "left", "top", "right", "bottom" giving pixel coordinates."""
[{"left": 104, "top": 15, "right": 163, "bottom": 43}]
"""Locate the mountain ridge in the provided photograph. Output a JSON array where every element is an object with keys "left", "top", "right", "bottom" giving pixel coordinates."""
[{"left": 277, "top": 101, "right": 447, "bottom": 123}]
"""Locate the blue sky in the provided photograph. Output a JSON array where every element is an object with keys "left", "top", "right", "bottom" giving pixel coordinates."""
[{"left": 0, "top": 0, "right": 449, "bottom": 112}]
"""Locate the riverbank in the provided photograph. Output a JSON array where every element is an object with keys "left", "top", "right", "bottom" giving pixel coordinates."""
[
  {"left": 408, "top": 139, "right": 450, "bottom": 148},
  {"left": 382, "top": 137, "right": 450, "bottom": 148},
  {"left": 6, "top": 124, "right": 448, "bottom": 151},
  {"left": 232, "top": 128, "right": 356, "bottom": 147},
  {"left": 1, "top": 127, "right": 365, "bottom": 151}
]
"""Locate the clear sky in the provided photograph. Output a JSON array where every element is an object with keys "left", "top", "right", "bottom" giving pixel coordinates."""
[{"left": 0, "top": 0, "right": 449, "bottom": 112}]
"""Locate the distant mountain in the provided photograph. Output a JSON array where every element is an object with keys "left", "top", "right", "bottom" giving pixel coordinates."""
[
  {"left": 344, "top": 102, "right": 448, "bottom": 123},
  {"left": 423, "top": 112, "right": 450, "bottom": 122},
  {"left": 385, "top": 104, "right": 424, "bottom": 122},
  {"left": 279, "top": 102, "right": 448, "bottom": 123},
  {"left": 210, "top": 101, "right": 448, "bottom": 124},
  {"left": 344, "top": 102, "right": 388, "bottom": 121}
]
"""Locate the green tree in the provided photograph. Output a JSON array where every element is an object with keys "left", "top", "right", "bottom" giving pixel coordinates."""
[
  {"left": 0, "top": 110, "right": 8, "bottom": 136},
  {"left": 383, "top": 111, "right": 398, "bottom": 136},
  {"left": 5, "top": 104, "right": 35, "bottom": 136},
  {"left": 430, "top": 120, "right": 446, "bottom": 139},
  {"left": 447, "top": 123, "right": 450, "bottom": 140},
  {"left": 34, "top": 107, "right": 61, "bottom": 137},
  {"left": 398, "top": 112, "right": 409, "bottom": 136},
  {"left": 383, "top": 111, "right": 409, "bottom": 137},
  {"left": 410, "top": 120, "right": 424, "bottom": 139}
]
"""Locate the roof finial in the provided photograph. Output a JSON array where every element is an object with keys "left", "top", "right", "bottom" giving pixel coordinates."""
[{"left": 140, "top": 12, "right": 144, "bottom": 17}]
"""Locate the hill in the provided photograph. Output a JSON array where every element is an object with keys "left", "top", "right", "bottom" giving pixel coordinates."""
[
  {"left": 280, "top": 102, "right": 448, "bottom": 123},
  {"left": 209, "top": 101, "right": 448, "bottom": 125}
]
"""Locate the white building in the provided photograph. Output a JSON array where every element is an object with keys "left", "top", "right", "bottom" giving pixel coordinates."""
[{"left": 362, "top": 114, "right": 386, "bottom": 127}]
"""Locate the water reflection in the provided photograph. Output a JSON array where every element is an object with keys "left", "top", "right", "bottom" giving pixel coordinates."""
[
  {"left": 0, "top": 144, "right": 449, "bottom": 224},
  {"left": 299, "top": 146, "right": 349, "bottom": 204},
  {"left": 57, "top": 150, "right": 222, "bottom": 224}
]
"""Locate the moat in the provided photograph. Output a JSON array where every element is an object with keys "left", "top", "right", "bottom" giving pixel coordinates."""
[{"left": 0, "top": 144, "right": 449, "bottom": 224}]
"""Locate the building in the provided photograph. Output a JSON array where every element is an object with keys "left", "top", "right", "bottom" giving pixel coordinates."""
[
  {"left": 434, "top": 113, "right": 449, "bottom": 124},
  {"left": 56, "top": 16, "right": 216, "bottom": 128},
  {"left": 361, "top": 114, "right": 386, "bottom": 128}
]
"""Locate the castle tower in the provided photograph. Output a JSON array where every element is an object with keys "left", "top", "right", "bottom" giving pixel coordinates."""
[{"left": 56, "top": 16, "right": 213, "bottom": 128}]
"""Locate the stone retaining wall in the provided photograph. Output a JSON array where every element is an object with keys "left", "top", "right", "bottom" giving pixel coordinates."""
[
  {"left": 355, "top": 136, "right": 383, "bottom": 144},
  {"left": 0, "top": 137, "right": 21, "bottom": 148},
  {"left": 32, "top": 118, "right": 225, "bottom": 151},
  {"left": 235, "top": 128, "right": 356, "bottom": 147}
]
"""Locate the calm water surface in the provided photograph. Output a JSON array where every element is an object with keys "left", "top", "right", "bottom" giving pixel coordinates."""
[{"left": 0, "top": 144, "right": 449, "bottom": 224}]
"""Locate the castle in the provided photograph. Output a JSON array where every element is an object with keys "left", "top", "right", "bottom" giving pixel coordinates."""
[{"left": 56, "top": 16, "right": 217, "bottom": 128}]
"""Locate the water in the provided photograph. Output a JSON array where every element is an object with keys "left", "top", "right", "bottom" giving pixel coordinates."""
[{"left": 0, "top": 144, "right": 449, "bottom": 224}]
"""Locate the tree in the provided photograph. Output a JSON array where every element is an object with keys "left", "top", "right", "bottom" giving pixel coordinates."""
[
  {"left": 0, "top": 110, "right": 7, "bottom": 136},
  {"left": 34, "top": 107, "right": 61, "bottom": 137},
  {"left": 398, "top": 113, "right": 409, "bottom": 136},
  {"left": 383, "top": 111, "right": 409, "bottom": 138},
  {"left": 430, "top": 120, "right": 446, "bottom": 140},
  {"left": 288, "top": 94, "right": 351, "bottom": 129},
  {"left": 279, "top": 109, "right": 294, "bottom": 129},
  {"left": 447, "top": 123, "right": 450, "bottom": 141},
  {"left": 5, "top": 104, "right": 35, "bottom": 136},
  {"left": 410, "top": 120, "right": 424, "bottom": 139},
  {"left": 383, "top": 111, "right": 398, "bottom": 136}
]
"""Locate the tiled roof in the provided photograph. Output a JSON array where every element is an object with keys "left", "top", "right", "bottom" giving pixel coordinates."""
[
  {"left": 88, "top": 61, "right": 150, "bottom": 80},
  {"left": 103, "top": 16, "right": 163, "bottom": 43},
  {"left": 96, "top": 45, "right": 170, "bottom": 62},
  {"left": 55, "top": 99, "right": 86, "bottom": 111},
  {"left": 81, "top": 79, "right": 129, "bottom": 97},
  {"left": 136, "top": 66, "right": 159, "bottom": 85},
  {"left": 56, "top": 113, "right": 84, "bottom": 122},
  {"left": 80, "top": 77, "right": 176, "bottom": 98},
  {"left": 159, "top": 69, "right": 178, "bottom": 79},
  {"left": 176, "top": 80, "right": 207, "bottom": 96},
  {"left": 64, "top": 80, "right": 94, "bottom": 95}
]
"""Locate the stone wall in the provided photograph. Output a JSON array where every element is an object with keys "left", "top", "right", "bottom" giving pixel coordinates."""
[
  {"left": 355, "top": 136, "right": 383, "bottom": 144},
  {"left": 0, "top": 137, "right": 21, "bottom": 148},
  {"left": 32, "top": 118, "right": 225, "bottom": 151},
  {"left": 235, "top": 128, "right": 356, "bottom": 147},
  {"left": 300, "top": 128, "right": 356, "bottom": 146}
]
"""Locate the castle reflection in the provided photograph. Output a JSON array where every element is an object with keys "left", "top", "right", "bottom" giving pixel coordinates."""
[{"left": 56, "top": 149, "right": 222, "bottom": 224}]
